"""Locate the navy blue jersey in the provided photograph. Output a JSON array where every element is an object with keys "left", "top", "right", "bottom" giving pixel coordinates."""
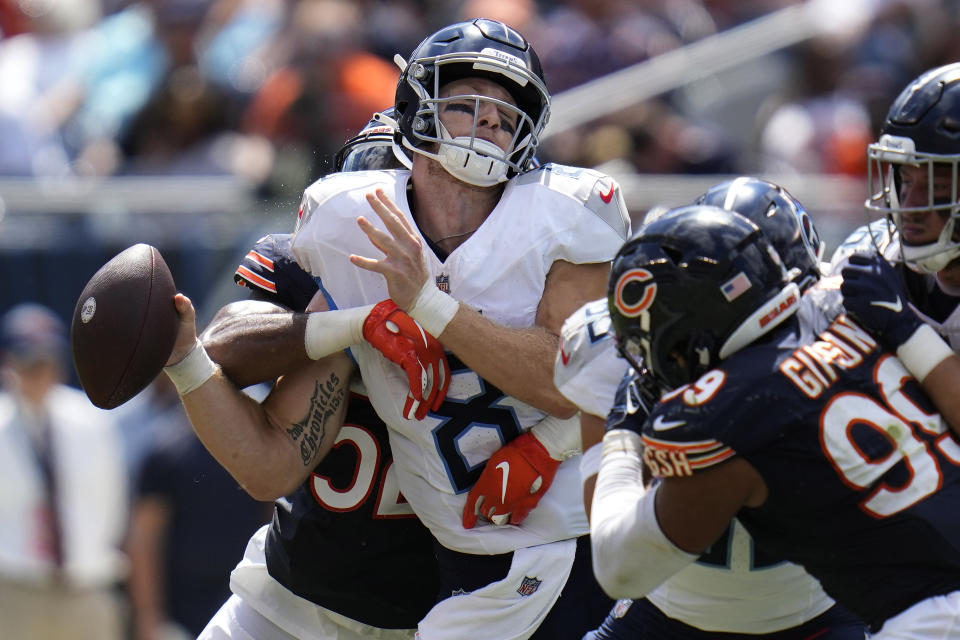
[
  {"left": 265, "top": 393, "right": 439, "bottom": 628},
  {"left": 633, "top": 286, "right": 960, "bottom": 630},
  {"left": 235, "top": 234, "right": 440, "bottom": 629},
  {"left": 234, "top": 234, "right": 320, "bottom": 312}
]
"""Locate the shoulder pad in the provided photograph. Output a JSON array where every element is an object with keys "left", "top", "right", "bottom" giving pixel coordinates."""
[
  {"left": 554, "top": 299, "right": 627, "bottom": 416},
  {"left": 556, "top": 299, "right": 613, "bottom": 379},
  {"left": 235, "top": 233, "right": 318, "bottom": 311},
  {"left": 513, "top": 163, "right": 630, "bottom": 239},
  {"left": 796, "top": 280, "right": 844, "bottom": 335},
  {"left": 296, "top": 169, "right": 407, "bottom": 232}
]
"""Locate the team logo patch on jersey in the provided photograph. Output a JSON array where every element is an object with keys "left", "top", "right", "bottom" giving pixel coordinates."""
[
  {"left": 516, "top": 576, "right": 542, "bottom": 596},
  {"left": 436, "top": 273, "right": 450, "bottom": 293}
]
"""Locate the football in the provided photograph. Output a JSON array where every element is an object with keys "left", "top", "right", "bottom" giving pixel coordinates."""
[{"left": 70, "top": 243, "right": 179, "bottom": 409}]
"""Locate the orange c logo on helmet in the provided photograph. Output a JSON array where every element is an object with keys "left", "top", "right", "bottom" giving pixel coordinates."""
[{"left": 614, "top": 268, "right": 657, "bottom": 317}]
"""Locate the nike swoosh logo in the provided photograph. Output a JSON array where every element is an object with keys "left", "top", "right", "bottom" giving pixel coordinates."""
[
  {"left": 497, "top": 461, "right": 510, "bottom": 503},
  {"left": 599, "top": 182, "right": 615, "bottom": 204},
  {"left": 871, "top": 296, "right": 903, "bottom": 312},
  {"left": 652, "top": 415, "right": 686, "bottom": 431},
  {"left": 560, "top": 346, "right": 571, "bottom": 365}
]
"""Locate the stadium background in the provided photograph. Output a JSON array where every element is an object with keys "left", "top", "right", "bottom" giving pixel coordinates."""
[{"left": 2, "top": 0, "right": 957, "bottom": 389}]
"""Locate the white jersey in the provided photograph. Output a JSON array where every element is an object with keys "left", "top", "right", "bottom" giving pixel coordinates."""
[
  {"left": 831, "top": 220, "right": 960, "bottom": 351},
  {"left": 292, "top": 165, "right": 630, "bottom": 555},
  {"left": 553, "top": 299, "right": 627, "bottom": 419},
  {"left": 554, "top": 303, "right": 835, "bottom": 633}
]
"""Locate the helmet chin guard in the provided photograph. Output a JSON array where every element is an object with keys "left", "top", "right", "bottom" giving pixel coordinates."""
[{"left": 405, "top": 120, "right": 511, "bottom": 186}]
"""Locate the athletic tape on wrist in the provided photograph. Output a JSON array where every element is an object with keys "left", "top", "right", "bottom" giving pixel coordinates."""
[
  {"left": 164, "top": 339, "right": 218, "bottom": 396},
  {"left": 897, "top": 324, "right": 954, "bottom": 383},
  {"left": 531, "top": 416, "right": 582, "bottom": 461},
  {"left": 304, "top": 305, "right": 373, "bottom": 360},
  {"left": 601, "top": 429, "right": 644, "bottom": 459},
  {"left": 408, "top": 278, "right": 459, "bottom": 337}
]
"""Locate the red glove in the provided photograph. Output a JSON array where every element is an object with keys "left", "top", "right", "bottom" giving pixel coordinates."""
[
  {"left": 363, "top": 300, "right": 450, "bottom": 420},
  {"left": 462, "top": 432, "right": 561, "bottom": 528}
]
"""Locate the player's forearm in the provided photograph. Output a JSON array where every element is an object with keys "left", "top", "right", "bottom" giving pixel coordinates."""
[
  {"left": 891, "top": 324, "right": 960, "bottom": 435},
  {"left": 179, "top": 371, "right": 310, "bottom": 500},
  {"left": 441, "top": 307, "right": 577, "bottom": 417},
  {"left": 918, "top": 354, "right": 960, "bottom": 436},
  {"left": 591, "top": 430, "right": 697, "bottom": 598},
  {"left": 201, "top": 300, "right": 311, "bottom": 388},
  {"left": 579, "top": 412, "right": 606, "bottom": 521}
]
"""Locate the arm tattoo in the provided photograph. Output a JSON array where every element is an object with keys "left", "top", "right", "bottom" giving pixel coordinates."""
[{"left": 285, "top": 372, "right": 345, "bottom": 466}]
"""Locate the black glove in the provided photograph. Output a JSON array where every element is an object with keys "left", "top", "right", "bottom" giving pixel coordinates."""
[
  {"left": 840, "top": 252, "right": 923, "bottom": 352},
  {"left": 606, "top": 368, "right": 659, "bottom": 434}
]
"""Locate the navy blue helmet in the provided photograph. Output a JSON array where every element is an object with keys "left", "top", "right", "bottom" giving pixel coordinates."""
[
  {"left": 608, "top": 205, "right": 800, "bottom": 390},
  {"left": 866, "top": 63, "right": 960, "bottom": 272},
  {"left": 393, "top": 18, "right": 550, "bottom": 186},
  {"left": 334, "top": 107, "right": 411, "bottom": 172},
  {"left": 697, "top": 177, "right": 823, "bottom": 292}
]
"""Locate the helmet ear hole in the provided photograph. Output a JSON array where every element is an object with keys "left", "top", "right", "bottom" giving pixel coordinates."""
[{"left": 942, "top": 116, "right": 960, "bottom": 137}]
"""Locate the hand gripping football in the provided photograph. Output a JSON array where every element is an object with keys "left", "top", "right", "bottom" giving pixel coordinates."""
[{"left": 70, "top": 244, "right": 178, "bottom": 409}]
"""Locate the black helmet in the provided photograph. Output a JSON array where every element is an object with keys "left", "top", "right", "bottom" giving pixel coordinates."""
[
  {"left": 334, "top": 108, "right": 411, "bottom": 172},
  {"left": 393, "top": 18, "right": 550, "bottom": 186},
  {"left": 608, "top": 205, "right": 799, "bottom": 390},
  {"left": 697, "top": 177, "right": 823, "bottom": 292},
  {"left": 867, "top": 63, "right": 960, "bottom": 272}
]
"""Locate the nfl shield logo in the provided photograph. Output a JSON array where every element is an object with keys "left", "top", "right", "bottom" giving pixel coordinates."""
[
  {"left": 435, "top": 274, "right": 450, "bottom": 293},
  {"left": 516, "top": 576, "right": 541, "bottom": 597}
]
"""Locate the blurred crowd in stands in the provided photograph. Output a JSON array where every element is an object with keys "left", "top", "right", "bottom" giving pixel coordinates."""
[
  {"left": 2, "top": 0, "right": 960, "bottom": 201},
  {"left": 2, "top": 2, "right": 960, "bottom": 637}
]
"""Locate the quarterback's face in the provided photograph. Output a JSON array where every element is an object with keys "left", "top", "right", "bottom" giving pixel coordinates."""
[
  {"left": 437, "top": 77, "right": 519, "bottom": 153},
  {"left": 897, "top": 163, "right": 953, "bottom": 245}
]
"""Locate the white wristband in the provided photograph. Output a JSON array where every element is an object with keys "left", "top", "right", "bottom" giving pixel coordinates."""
[
  {"left": 304, "top": 305, "right": 374, "bottom": 360},
  {"left": 408, "top": 278, "right": 459, "bottom": 337},
  {"left": 164, "top": 339, "right": 218, "bottom": 396},
  {"left": 531, "top": 416, "right": 582, "bottom": 461},
  {"left": 896, "top": 324, "right": 954, "bottom": 383},
  {"left": 580, "top": 441, "right": 603, "bottom": 482}
]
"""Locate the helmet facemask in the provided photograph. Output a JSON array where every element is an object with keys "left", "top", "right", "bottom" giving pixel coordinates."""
[{"left": 867, "top": 134, "right": 960, "bottom": 274}]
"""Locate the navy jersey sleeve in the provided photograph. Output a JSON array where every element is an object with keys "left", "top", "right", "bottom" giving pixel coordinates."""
[{"left": 234, "top": 233, "right": 319, "bottom": 312}]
